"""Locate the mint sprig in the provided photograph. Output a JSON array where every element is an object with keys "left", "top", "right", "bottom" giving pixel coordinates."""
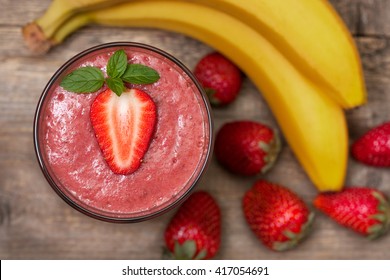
[{"left": 60, "top": 49, "right": 160, "bottom": 96}]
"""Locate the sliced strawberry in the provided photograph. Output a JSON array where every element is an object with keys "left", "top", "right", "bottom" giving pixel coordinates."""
[{"left": 90, "top": 88, "right": 157, "bottom": 175}]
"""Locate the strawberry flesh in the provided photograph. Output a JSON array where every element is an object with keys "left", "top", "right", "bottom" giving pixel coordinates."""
[{"left": 90, "top": 88, "right": 156, "bottom": 175}]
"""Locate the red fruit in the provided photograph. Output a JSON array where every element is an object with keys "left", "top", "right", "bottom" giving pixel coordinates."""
[
  {"left": 215, "top": 121, "right": 280, "bottom": 176},
  {"left": 314, "top": 187, "right": 390, "bottom": 239},
  {"left": 164, "top": 191, "right": 221, "bottom": 260},
  {"left": 351, "top": 121, "right": 390, "bottom": 167},
  {"left": 90, "top": 88, "right": 156, "bottom": 175},
  {"left": 243, "top": 180, "right": 314, "bottom": 251},
  {"left": 194, "top": 52, "right": 242, "bottom": 106}
]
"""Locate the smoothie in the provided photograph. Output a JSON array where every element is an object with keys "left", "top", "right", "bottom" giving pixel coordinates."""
[{"left": 34, "top": 43, "right": 212, "bottom": 222}]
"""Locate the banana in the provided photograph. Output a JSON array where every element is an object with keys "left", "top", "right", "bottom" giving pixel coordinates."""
[
  {"left": 182, "top": 0, "right": 367, "bottom": 109},
  {"left": 23, "top": 0, "right": 366, "bottom": 109},
  {"left": 44, "top": 0, "right": 349, "bottom": 192}
]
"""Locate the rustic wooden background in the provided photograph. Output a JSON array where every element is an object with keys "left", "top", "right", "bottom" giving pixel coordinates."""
[{"left": 1, "top": 0, "right": 389, "bottom": 260}]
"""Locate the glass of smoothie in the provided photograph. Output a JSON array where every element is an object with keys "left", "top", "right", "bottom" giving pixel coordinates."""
[{"left": 34, "top": 42, "right": 213, "bottom": 222}]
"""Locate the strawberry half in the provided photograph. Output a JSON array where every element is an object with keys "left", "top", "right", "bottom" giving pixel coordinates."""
[
  {"left": 90, "top": 88, "right": 156, "bottom": 175},
  {"left": 243, "top": 180, "right": 314, "bottom": 251},
  {"left": 314, "top": 187, "right": 390, "bottom": 239},
  {"left": 164, "top": 191, "right": 221, "bottom": 260}
]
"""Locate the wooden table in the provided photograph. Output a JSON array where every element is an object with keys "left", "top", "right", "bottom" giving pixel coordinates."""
[{"left": 1, "top": 0, "right": 389, "bottom": 260}]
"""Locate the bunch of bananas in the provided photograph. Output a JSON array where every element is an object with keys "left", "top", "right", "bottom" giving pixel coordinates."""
[{"left": 23, "top": 0, "right": 367, "bottom": 192}]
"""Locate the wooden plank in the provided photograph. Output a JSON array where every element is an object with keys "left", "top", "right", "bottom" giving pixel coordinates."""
[
  {"left": 356, "top": 0, "right": 390, "bottom": 37},
  {"left": 1, "top": 0, "right": 390, "bottom": 260},
  {"left": 0, "top": 0, "right": 52, "bottom": 25}
]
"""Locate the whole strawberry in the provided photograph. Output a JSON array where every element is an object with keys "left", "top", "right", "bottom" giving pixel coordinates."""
[
  {"left": 351, "top": 121, "right": 390, "bottom": 167},
  {"left": 314, "top": 187, "right": 390, "bottom": 239},
  {"left": 194, "top": 52, "right": 242, "bottom": 106},
  {"left": 243, "top": 180, "right": 314, "bottom": 251},
  {"left": 164, "top": 191, "right": 221, "bottom": 259},
  {"left": 215, "top": 121, "right": 280, "bottom": 176}
]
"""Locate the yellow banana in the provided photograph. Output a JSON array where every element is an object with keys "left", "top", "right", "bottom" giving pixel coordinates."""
[
  {"left": 23, "top": 0, "right": 366, "bottom": 109},
  {"left": 36, "top": 0, "right": 126, "bottom": 37},
  {"left": 181, "top": 0, "right": 367, "bottom": 109},
  {"left": 46, "top": 0, "right": 349, "bottom": 192}
]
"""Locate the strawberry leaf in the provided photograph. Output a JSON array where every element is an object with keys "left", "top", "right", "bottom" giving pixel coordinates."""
[
  {"left": 371, "top": 213, "right": 387, "bottom": 222},
  {"left": 60, "top": 66, "right": 104, "bottom": 93},
  {"left": 122, "top": 64, "right": 160, "bottom": 84},
  {"left": 367, "top": 224, "right": 383, "bottom": 233},
  {"left": 106, "top": 77, "right": 125, "bottom": 96},
  {"left": 107, "top": 49, "right": 127, "bottom": 78},
  {"left": 368, "top": 191, "right": 390, "bottom": 240},
  {"left": 194, "top": 249, "right": 207, "bottom": 260},
  {"left": 283, "top": 230, "right": 298, "bottom": 240},
  {"left": 173, "top": 240, "right": 197, "bottom": 260},
  {"left": 273, "top": 212, "right": 314, "bottom": 251},
  {"left": 204, "top": 87, "right": 221, "bottom": 106}
]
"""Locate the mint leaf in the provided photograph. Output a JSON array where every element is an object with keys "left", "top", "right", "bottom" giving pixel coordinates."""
[
  {"left": 107, "top": 50, "right": 128, "bottom": 78},
  {"left": 106, "top": 77, "right": 125, "bottom": 96},
  {"left": 60, "top": 66, "right": 104, "bottom": 93},
  {"left": 122, "top": 64, "right": 160, "bottom": 84}
]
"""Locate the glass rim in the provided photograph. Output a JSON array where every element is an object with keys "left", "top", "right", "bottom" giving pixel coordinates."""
[{"left": 33, "top": 41, "right": 214, "bottom": 223}]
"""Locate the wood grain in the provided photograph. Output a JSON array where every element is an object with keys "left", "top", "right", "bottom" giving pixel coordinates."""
[{"left": 1, "top": 0, "right": 390, "bottom": 260}]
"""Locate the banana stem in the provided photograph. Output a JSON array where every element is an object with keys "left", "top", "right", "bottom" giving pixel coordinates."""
[
  {"left": 22, "top": 0, "right": 88, "bottom": 54},
  {"left": 22, "top": 23, "right": 54, "bottom": 55}
]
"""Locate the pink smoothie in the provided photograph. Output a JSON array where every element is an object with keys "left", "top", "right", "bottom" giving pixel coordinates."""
[{"left": 35, "top": 44, "right": 212, "bottom": 221}]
